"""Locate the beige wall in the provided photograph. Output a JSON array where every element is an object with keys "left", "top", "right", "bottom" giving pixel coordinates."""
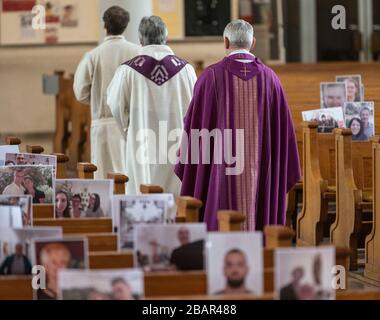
[
  {"left": 0, "top": 45, "right": 94, "bottom": 135},
  {"left": 0, "top": 27, "right": 270, "bottom": 136}
]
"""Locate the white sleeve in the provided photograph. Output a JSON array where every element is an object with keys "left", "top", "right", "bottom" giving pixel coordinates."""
[
  {"left": 73, "top": 53, "right": 93, "bottom": 105},
  {"left": 107, "top": 65, "right": 130, "bottom": 138}
]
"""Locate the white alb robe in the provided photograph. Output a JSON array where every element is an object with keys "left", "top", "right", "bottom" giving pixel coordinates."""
[
  {"left": 73, "top": 35, "right": 140, "bottom": 179},
  {"left": 107, "top": 45, "right": 197, "bottom": 195}
]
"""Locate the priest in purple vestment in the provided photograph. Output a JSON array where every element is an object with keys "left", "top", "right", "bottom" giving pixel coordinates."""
[{"left": 175, "top": 20, "right": 301, "bottom": 231}]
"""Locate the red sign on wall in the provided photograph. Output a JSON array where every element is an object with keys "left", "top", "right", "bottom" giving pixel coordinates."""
[{"left": 3, "top": 0, "right": 36, "bottom": 12}]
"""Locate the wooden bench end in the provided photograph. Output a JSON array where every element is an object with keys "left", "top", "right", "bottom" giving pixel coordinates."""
[
  {"left": 140, "top": 184, "right": 164, "bottom": 194},
  {"left": 5, "top": 136, "right": 21, "bottom": 145}
]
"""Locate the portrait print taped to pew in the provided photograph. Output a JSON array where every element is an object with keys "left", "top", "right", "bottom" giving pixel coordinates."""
[
  {"left": 0, "top": 145, "right": 19, "bottom": 166},
  {"left": 344, "top": 101, "right": 375, "bottom": 141},
  {"left": 134, "top": 224, "right": 207, "bottom": 272},
  {"left": 0, "top": 195, "right": 32, "bottom": 226},
  {"left": 336, "top": 75, "right": 363, "bottom": 102},
  {"left": 206, "top": 232, "right": 263, "bottom": 296},
  {"left": 54, "top": 179, "right": 113, "bottom": 219},
  {"left": 302, "top": 107, "right": 345, "bottom": 133},
  {"left": 115, "top": 195, "right": 167, "bottom": 250},
  {"left": 0, "top": 227, "right": 62, "bottom": 276},
  {"left": 31, "top": 237, "right": 88, "bottom": 300},
  {"left": 275, "top": 247, "right": 335, "bottom": 300},
  {"left": 320, "top": 82, "right": 347, "bottom": 109},
  {"left": 58, "top": 269, "right": 144, "bottom": 300},
  {"left": 5, "top": 153, "right": 57, "bottom": 172},
  {"left": 0, "top": 166, "right": 54, "bottom": 204}
]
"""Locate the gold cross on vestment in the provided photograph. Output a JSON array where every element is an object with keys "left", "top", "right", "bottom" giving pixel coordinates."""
[{"left": 240, "top": 65, "right": 251, "bottom": 76}]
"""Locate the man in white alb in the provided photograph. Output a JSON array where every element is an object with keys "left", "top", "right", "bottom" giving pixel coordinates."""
[
  {"left": 73, "top": 6, "right": 140, "bottom": 179},
  {"left": 107, "top": 16, "right": 197, "bottom": 195}
]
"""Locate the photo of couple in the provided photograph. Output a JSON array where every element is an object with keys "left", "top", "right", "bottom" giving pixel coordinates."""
[
  {"left": 275, "top": 247, "right": 335, "bottom": 300},
  {"left": 344, "top": 102, "right": 375, "bottom": 141},
  {"left": 0, "top": 166, "right": 54, "bottom": 204}
]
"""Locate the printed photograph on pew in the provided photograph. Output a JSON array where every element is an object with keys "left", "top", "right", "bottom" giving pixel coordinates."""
[
  {"left": 134, "top": 223, "right": 207, "bottom": 272},
  {"left": 275, "top": 247, "right": 336, "bottom": 300},
  {"left": 0, "top": 195, "right": 32, "bottom": 227},
  {"left": 115, "top": 195, "right": 168, "bottom": 250},
  {"left": 58, "top": 269, "right": 144, "bottom": 300},
  {"left": 55, "top": 179, "right": 113, "bottom": 219},
  {"left": 0, "top": 226, "right": 62, "bottom": 277},
  {"left": 0, "top": 166, "right": 54, "bottom": 204},
  {"left": 302, "top": 107, "right": 345, "bottom": 133},
  {"left": 4, "top": 153, "right": 57, "bottom": 176},
  {"left": 343, "top": 101, "right": 375, "bottom": 141},
  {"left": 0, "top": 144, "right": 19, "bottom": 166},
  {"left": 320, "top": 82, "right": 347, "bottom": 109},
  {"left": 31, "top": 236, "right": 88, "bottom": 300},
  {"left": 206, "top": 232, "right": 263, "bottom": 296},
  {"left": 336, "top": 75, "right": 363, "bottom": 102}
]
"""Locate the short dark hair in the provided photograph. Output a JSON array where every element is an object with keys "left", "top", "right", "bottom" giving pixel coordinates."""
[
  {"left": 111, "top": 277, "right": 128, "bottom": 287},
  {"left": 72, "top": 194, "right": 81, "bottom": 201},
  {"left": 103, "top": 6, "right": 130, "bottom": 35}
]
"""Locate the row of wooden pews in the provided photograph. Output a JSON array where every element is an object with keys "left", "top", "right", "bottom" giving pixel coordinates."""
[
  {"left": 53, "top": 71, "right": 91, "bottom": 172},
  {"left": 297, "top": 122, "right": 380, "bottom": 282},
  {"left": 275, "top": 62, "right": 380, "bottom": 234},
  {"left": 2, "top": 137, "right": 380, "bottom": 300}
]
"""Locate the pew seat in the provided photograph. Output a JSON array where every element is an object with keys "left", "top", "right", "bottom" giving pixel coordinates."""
[
  {"left": 67, "top": 233, "right": 117, "bottom": 252},
  {"left": 89, "top": 251, "right": 133, "bottom": 269},
  {"left": 33, "top": 218, "right": 113, "bottom": 234}
]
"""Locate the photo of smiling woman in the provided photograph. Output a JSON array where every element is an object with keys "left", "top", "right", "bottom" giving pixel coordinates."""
[
  {"left": 55, "top": 191, "right": 70, "bottom": 218},
  {"left": 336, "top": 75, "right": 362, "bottom": 102},
  {"left": 344, "top": 102, "right": 375, "bottom": 141},
  {"left": 85, "top": 193, "right": 104, "bottom": 218},
  {"left": 349, "top": 118, "right": 368, "bottom": 141}
]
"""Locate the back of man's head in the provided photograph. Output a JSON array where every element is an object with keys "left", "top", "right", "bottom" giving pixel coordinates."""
[
  {"left": 103, "top": 6, "right": 130, "bottom": 36},
  {"left": 223, "top": 19, "right": 254, "bottom": 50},
  {"left": 138, "top": 16, "right": 168, "bottom": 46}
]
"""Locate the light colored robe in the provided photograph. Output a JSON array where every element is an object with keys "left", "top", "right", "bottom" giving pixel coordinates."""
[
  {"left": 107, "top": 45, "right": 197, "bottom": 195},
  {"left": 73, "top": 35, "right": 140, "bottom": 179}
]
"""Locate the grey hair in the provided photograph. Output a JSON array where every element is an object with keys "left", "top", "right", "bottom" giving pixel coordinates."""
[
  {"left": 138, "top": 16, "right": 168, "bottom": 46},
  {"left": 223, "top": 19, "right": 254, "bottom": 49}
]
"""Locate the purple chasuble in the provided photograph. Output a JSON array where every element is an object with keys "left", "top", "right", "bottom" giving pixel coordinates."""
[
  {"left": 175, "top": 53, "right": 301, "bottom": 231},
  {"left": 124, "top": 55, "right": 188, "bottom": 86}
]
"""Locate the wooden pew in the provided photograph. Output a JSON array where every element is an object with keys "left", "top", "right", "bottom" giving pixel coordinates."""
[
  {"left": 365, "top": 138, "right": 380, "bottom": 281},
  {"left": 53, "top": 153, "right": 69, "bottom": 179},
  {"left": 0, "top": 216, "right": 292, "bottom": 300},
  {"left": 0, "top": 220, "right": 356, "bottom": 300},
  {"left": 33, "top": 218, "right": 112, "bottom": 234},
  {"left": 53, "top": 70, "right": 71, "bottom": 159},
  {"left": 4, "top": 136, "right": 21, "bottom": 146},
  {"left": 53, "top": 71, "right": 91, "bottom": 171},
  {"left": 218, "top": 211, "right": 245, "bottom": 232},
  {"left": 68, "top": 85, "right": 91, "bottom": 171},
  {"left": 297, "top": 122, "right": 336, "bottom": 246},
  {"left": 140, "top": 184, "right": 164, "bottom": 194},
  {"left": 272, "top": 62, "right": 380, "bottom": 233},
  {"left": 108, "top": 173, "right": 129, "bottom": 195},
  {"left": 271, "top": 62, "right": 380, "bottom": 140},
  {"left": 26, "top": 145, "right": 44, "bottom": 154},
  {"left": 77, "top": 162, "right": 97, "bottom": 179},
  {"left": 176, "top": 197, "right": 202, "bottom": 223},
  {"left": 331, "top": 129, "right": 375, "bottom": 270}
]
